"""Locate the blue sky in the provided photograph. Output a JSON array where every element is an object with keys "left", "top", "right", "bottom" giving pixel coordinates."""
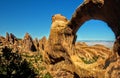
[{"left": 0, "top": 0, "right": 115, "bottom": 41}]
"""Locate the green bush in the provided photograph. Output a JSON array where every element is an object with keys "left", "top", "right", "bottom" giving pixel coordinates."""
[
  {"left": 0, "top": 46, "right": 37, "bottom": 78},
  {"left": 80, "top": 56, "right": 99, "bottom": 64},
  {"left": 43, "top": 72, "right": 52, "bottom": 78}
]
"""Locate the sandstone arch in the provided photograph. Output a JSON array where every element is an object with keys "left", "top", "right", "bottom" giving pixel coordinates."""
[
  {"left": 68, "top": 0, "right": 120, "bottom": 37},
  {"left": 68, "top": 0, "right": 120, "bottom": 55},
  {"left": 45, "top": 0, "right": 120, "bottom": 77}
]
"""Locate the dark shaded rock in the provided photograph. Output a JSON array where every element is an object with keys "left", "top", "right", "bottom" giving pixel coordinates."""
[
  {"left": 105, "top": 57, "right": 120, "bottom": 78},
  {"left": 33, "top": 38, "right": 39, "bottom": 51},
  {"left": 113, "top": 36, "right": 120, "bottom": 55},
  {"left": 5, "top": 32, "right": 18, "bottom": 44},
  {"left": 6, "top": 32, "right": 9, "bottom": 42},
  {"left": 9, "top": 33, "right": 18, "bottom": 44}
]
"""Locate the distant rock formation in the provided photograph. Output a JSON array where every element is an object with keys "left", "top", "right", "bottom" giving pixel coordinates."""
[
  {"left": 0, "top": 36, "right": 5, "bottom": 45},
  {"left": 6, "top": 32, "right": 9, "bottom": 42},
  {"left": 22, "top": 33, "right": 36, "bottom": 52},
  {"left": 39, "top": 36, "right": 47, "bottom": 51},
  {"left": 0, "top": 32, "right": 46, "bottom": 52},
  {"left": 33, "top": 38, "right": 39, "bottom": 51},
  {"left": 5, "top": 32, "right": 18, "bottom": 44}
]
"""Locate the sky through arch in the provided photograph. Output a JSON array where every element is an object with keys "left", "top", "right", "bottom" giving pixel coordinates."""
[{"left": 76, "top": 19, "right": 115, "bottom": 41}]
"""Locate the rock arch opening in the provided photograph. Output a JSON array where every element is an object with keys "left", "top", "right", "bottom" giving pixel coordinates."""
[
  {"left": 77, "top": 19, "right": 115, "bottom": 41},
  {"left": 76, "top": 19, "right": 115, "bottom": 48}
]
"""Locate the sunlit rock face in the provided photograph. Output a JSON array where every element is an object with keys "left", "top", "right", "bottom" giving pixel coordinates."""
[{"left": 45, "top": 14, "right": 73, "bottom": 64}]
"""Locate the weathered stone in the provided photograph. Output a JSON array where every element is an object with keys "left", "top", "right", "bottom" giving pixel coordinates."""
[
  {"left": 22, "top": 33, "right": 36, "bottom": 52},
  {"left": 39, "top": 36, "right": 47, "bottom": 51},
  {"left": 33, "top": 38, "right": 39, "bottom": 51},
  {"left": 6, "top": 32, "right": 9, "bottom": 42},
  {"left": 113, "top": 36, "right": 120, "bottom": 55},
  {"left": 0, "top": 36, "right": 5, "bottom": 45},
  {"left": 9, "top": 33, "right": 18, "bottom": 44},
  {"left": 44, "top": 14, "right": 73, "bottom": 64},
  {"left": 105, "top": 56, "right": 120, "bottom": 78}
]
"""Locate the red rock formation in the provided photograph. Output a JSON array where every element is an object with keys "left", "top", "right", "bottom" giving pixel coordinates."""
[
  {"left": 9, "top": 33, "right": 18, "bottom": 44},
  {"left": 6, "top": 32, "right": 9, "bottom": 42},
  {"left": 33, "top": 38, "right": 39, "bottom": 51},
  {"left": 5, "top": 32, "right": 18, "bottom": 44},
  {"left": 113, "top": 36, "right": 120, "bottom": 55},
  {"left": 22, "top": 33, "right": 36, "bottom": 52},
  {"left": 105, "top": 56, "right": 120, "bottom": 78},
  {"left": 0, "top": 36, "right": 5, "bottom": 45},
  {"left": 39, "top": 36, "right": 47, "bottom": 51}
]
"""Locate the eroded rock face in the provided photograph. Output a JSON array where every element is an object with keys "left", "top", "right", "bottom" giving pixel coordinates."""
[
  {"left": 5, "top": 32, "right": 18, "bottom": 44},
  {"left": 6, "top": 32, "right": 9, "bottom": 42},
  {"left": 0, "top": 36, "right": 5, "bottom": 45},
  {"left": 39, "top": 36, "right": 47, "bottom": 51},
  {"left": 105, "top": 56, "right": 120, "bottom": 78},
  {"left": 33, "top": 38, "right": 39, "bottom": 51},
  {"left": 113, "top": 36, "right": 120, "bottom": 55},
  {"left": 22, "top": 33, "right": 37, "bottom": 52},
  {"left": 9, "top": 33, "right": 18, "bottom": 44},
  {"left": 45, "top": 14, "right": 74, "bottom": 63}
]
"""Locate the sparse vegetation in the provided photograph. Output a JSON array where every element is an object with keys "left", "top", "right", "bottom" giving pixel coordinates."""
[
  {"left": 21, "top": 52, "right": 46, "bottom": 77},
  {"left": 79, "top": 56, "right": 99, "bottom": 64},
  {"left": 0, "top": 46, "right": 52, "bottom": 78},
  {"left": 0, "top": 46, "right": 37, "bottom": 78},
  {"left": 43, "top": 72, "right": 52, "bottom": 78}
]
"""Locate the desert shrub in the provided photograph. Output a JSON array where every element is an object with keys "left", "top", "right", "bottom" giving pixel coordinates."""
[
  {"left": 43, "top": 72, "right": 52, "bottom": 78},
  {"left": 0, "top": 46, "right": 37, "bottom": 78},
  {"left": 80, "top": 56, "right": 99, "bottom": 64}
]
